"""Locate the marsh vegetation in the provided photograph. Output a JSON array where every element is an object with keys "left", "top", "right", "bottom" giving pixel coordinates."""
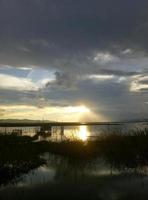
[{"left": 0, "top": 128, "right": 148, "bottom": 199}]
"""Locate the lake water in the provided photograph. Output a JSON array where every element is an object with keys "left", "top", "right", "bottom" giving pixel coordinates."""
[
  {"left": 0, "top": 122, "right": 147, "bottom": 141},
  {"left": 0, "top": 153, "right": 148, "bottom": 200}
]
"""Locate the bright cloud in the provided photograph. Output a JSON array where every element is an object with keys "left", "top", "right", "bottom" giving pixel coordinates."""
[
  {"left": 64, "top": 105, "right": 90, "bottom": 113},
  {"left": 0, "top": 69, "right": 56, "bottom": 91},
  {"left": 130, "top": 75, "right": 148, "bottom": 92},
  {"left": 93, "top": 52, "right": 119, "bottom": 64},
  {"left": 0, "top": 74, "right": 38, "bottom": 91},
  {"left": 121, "top": 49, "right": 132, "bottom": 55},
  {"left": 87, "top": 74, "right": 115, "bottom": 81},
  {"left": 0, "top": 104, "right": 105, "bottom": 122}
]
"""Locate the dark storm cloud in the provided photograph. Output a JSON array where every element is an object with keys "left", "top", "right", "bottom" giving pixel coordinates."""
[
  {"left": 46, "top": 71, "right": 78, "bottom": 89},
  {"left": 98, "top": 69, "right": 141, "bottom": 77},
  {"left": 0, "top": 0, "right": 148, "bottom": 67}
]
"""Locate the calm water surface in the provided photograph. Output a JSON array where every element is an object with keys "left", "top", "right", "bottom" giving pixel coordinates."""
[
  {"left": 0, "top": 153, "right": 148, "bottom": 200},
  {"left": 0, "top": 122, "right": 147, "bottom": 141}
]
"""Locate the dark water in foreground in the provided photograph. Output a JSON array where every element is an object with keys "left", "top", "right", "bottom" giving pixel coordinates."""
[{"left": 0, "top": 153, "right": 148, "bottom": 200}]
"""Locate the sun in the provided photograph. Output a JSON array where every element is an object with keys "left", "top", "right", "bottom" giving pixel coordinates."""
[
  {"left": 65, "top": 105, "right": 90, "bottom": 114},
  {"left": 78, "top": 126, "right": 89, "bottom": 141},
  {"left": 62, "top": 105, "right": 90, "bottom": 122}
]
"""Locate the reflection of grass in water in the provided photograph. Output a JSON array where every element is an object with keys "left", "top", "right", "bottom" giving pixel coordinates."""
[{"left": 0, "top": 135, "right": 47, "bottom": 185}]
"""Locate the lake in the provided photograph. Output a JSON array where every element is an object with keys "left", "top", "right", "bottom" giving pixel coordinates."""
[{"left": 0, "top": 122, "right": 147, "bottom": 141}]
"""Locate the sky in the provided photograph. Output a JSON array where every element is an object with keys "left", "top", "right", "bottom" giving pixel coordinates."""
[{"left": 0, "top": 0, "right": 147, "bottom": 121}]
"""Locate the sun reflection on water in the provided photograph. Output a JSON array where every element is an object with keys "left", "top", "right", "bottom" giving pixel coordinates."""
[{"left": 77, "top": 126, "right": 89, "bottom": 141}]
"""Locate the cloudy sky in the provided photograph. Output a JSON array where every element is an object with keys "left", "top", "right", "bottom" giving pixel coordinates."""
[{"left": 0, "top": 0, "right": 147, "bottom": 121}]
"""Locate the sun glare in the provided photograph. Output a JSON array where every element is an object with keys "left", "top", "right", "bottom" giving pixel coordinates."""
[
  {"left": 78, "top": 126, "right": 89, "bottom": 141},
  {"left": 65, "top": 105, "right": 90, "bottom": 114}
]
